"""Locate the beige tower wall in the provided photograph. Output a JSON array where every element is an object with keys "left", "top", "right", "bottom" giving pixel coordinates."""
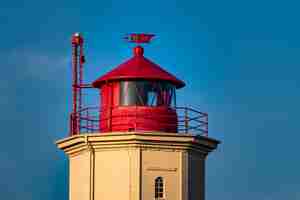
[
  {"left": 94, "top": 149, "right": 140, "bottom": 200},
  {"left": 56, "top": 132, "right": 219, "bottom": 200},
  {"left": 69, "top": 151, "right": 91, "bottom": 200},
  {"left": 189, "top": 153, "right": 205, "bottom": 200},
  {"left": 141, "top": 149, "right": 181, "bottom": 200}
]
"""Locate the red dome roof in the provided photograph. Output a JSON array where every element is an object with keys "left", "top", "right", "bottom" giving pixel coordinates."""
[{"left": 92, "top": 46, "right": 185, "bottom": 89}]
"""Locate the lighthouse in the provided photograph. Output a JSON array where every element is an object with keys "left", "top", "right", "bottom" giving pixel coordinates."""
[{"left": 56, "top": 33, "right": 220, "bottom": 200}]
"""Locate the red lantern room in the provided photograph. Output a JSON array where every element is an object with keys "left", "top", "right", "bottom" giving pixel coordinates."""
[
  {"left": 69, "top": 33, "right": 208, "bottom": 136},
  {"left": 92, "top": 44, "right": 185, "bottom": 133}
]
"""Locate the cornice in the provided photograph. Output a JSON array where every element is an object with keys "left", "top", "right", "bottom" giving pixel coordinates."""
[{"left": 56, "top": 132, "right": 220, "bottom": 156}]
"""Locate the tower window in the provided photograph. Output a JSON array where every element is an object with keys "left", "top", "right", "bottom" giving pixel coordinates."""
[
  {"left": 155, "top": 177, "right": 164, "bottom": 199},
  {"left": 119, "top": 81, "right": 176, "bottom": 107}
]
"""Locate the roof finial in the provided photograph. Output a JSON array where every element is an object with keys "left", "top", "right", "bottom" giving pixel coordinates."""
[{"left": 133, "top": 46, "right": 144, "bottom": 56}]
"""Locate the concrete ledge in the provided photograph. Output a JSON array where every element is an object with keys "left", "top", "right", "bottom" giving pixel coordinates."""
[{"left": 56, "top": 132, "right": 220, "bottom": 156}]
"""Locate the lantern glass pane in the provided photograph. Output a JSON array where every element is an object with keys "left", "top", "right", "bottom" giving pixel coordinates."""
[{"left": 119, "top": 81, "right": 176, "bottom": 107}]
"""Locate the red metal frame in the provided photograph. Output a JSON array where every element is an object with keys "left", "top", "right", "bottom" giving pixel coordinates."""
[
  {"left": 69, "top": 33, "right": 208, "bottom": 137},
  {"left": 71, "top": 106, "right": 208, "bottom": 136}
]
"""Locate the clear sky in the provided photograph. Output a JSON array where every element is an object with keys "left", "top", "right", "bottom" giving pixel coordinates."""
[{"left": 1, "top": 0, "right": 299, "bottom": 199}]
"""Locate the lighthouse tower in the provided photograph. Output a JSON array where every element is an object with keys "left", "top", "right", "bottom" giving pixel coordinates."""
[{"left": 56, "top": 33, "right": 220, "bottom": 200}]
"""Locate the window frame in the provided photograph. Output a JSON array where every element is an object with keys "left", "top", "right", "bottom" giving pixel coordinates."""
[
  {"left": 119, "top": 80, "right": 176, "bottom": 107},
  {"left": 154, "top": 176, "right": 165, "bottom": 199}
]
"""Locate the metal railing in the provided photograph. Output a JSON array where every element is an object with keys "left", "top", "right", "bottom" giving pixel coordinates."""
[{"left": 70, "top": 106, "right": 208, "bottom": 136}]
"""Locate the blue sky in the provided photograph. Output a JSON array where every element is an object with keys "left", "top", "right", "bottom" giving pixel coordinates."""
[{"left": 1, "top": 0, "right": 300, "bottom": 199}]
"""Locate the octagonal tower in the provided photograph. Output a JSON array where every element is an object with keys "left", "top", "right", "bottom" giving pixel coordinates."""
[{"left": 56, "top": 33, "right": 220, "bottom": 200}]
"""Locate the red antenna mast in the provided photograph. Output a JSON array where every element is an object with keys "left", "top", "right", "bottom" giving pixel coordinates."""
[{"left": 71, "top": 32, "right": 86, "bottom": 135}]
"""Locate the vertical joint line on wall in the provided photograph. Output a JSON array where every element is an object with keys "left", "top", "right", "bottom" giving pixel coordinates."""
[
  {"left": 179, "top": 151, "right": 182, "bottom": 200},
  {"left": 139, "top": 148, "right": 142, "bottom": 200},
  {"left": 128, "top": 150, "right": 131, "bottom": 200},
  {"left": 85, "top": 136, "right": 95, "bottom": 200}
]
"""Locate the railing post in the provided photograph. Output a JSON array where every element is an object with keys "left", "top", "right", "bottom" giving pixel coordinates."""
[
  {"left": 91, "top": 110, "right": 94, "bottom": 133},
  {"left": 184, "top": 107, "right": 189, "bottom": 134},
  {"left": 69, "top": 113, "right": 73, "bottom": 136},
  {"left": 70, "top": 112, "right": 78, "bottom": 136},
  {"left": 205, "top": 113, "right": 208, "bottom": 137},
  {"left": 86, "top": 109, "right": 89, "bottom": 133}
]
